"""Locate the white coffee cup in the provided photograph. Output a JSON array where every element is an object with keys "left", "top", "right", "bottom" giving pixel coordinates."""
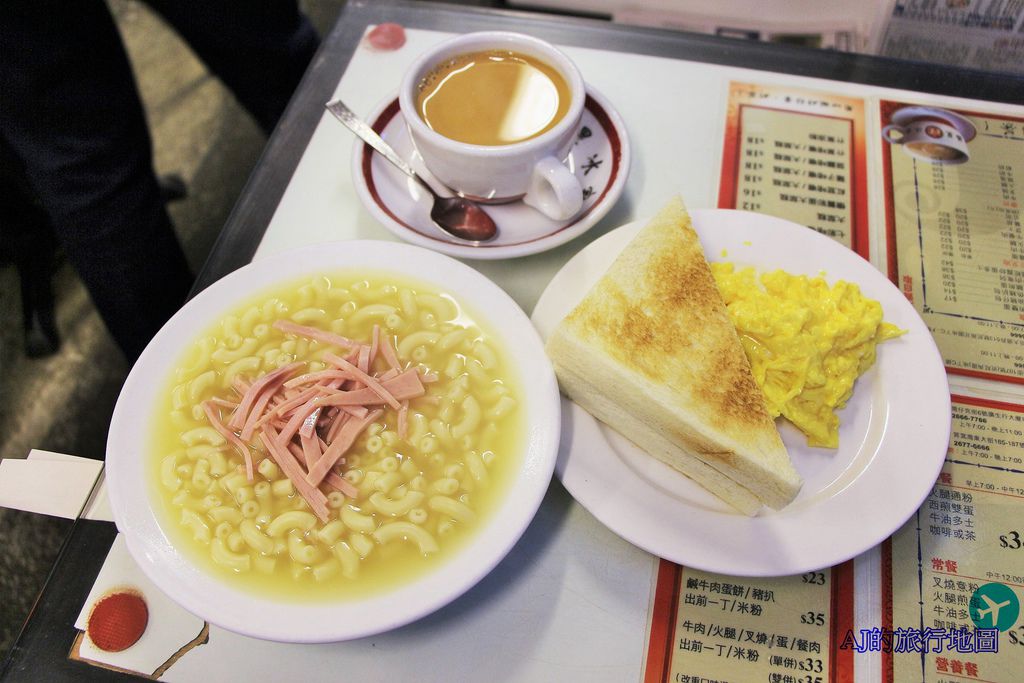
[
  {"left": 882, "top": 120, "right": 970, "bottom": 164},
  {"left": 399, "top": 31, "right": 586, "bottom": 221}
]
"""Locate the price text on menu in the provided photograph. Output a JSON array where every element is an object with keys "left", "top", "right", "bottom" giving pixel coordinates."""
[{"left": 643, "top": 561, "right": 854, "bottom": 683}]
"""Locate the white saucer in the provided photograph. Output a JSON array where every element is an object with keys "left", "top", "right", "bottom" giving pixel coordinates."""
[
  {"left": 890, "top": 105, "right": 977, "bottom": 142},
  {"left": 351, "top": 88, "right": 630, "bottom": 260}
]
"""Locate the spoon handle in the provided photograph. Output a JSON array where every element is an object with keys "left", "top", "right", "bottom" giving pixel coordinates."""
[{"left": 325, "top": 99, "right": 423, "bottom": 184}]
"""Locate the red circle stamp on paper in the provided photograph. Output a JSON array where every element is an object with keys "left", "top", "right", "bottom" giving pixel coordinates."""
[
  {"left": 366, "top": 23, "right": 406, "bottom": 51},
  {"left": 86, "top": 589, "right": 149, "bottom": 652}
]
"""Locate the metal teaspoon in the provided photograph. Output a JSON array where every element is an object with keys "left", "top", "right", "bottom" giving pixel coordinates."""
[{"left": 326, "top": 99, "right": 498, "bottom": 243}]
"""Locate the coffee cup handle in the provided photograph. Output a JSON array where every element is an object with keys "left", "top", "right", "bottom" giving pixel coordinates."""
[
  {"left": 882, "top": 124, "right": 905, "bottom": 144},
  {"left": 524, "top": 156, "right": 583, "bottom": 221}
]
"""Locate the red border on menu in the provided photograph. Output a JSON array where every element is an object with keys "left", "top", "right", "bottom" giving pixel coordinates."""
[
  {"left": 880, "top": 536, "right": 895, "bottom": 683},
  {"left": 949, "top": 393, "right": 1024, "bottom": 415},
  {"left": 644, "top": 560, "right": 683, "bottom": 683},
  {"left": 643, "top": 559, "right": 856, "bottom": 683},
  {"left": 831, "top": 561, "right": 856, "bottom": 683},
  {"left": 719, "top": 83, "right": 870, "bottom": 260},
  {"left": 880, "top": 100, "right": 1024, "bottom": 385}
]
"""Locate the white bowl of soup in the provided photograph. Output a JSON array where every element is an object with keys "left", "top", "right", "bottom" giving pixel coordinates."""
[{"left": 105, "top": 240, "right": 560, "bottom": 642}]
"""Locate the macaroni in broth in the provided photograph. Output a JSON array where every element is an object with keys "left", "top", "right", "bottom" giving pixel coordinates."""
[{"left": 152, "top": 273, "right": 522, "bottom": 599}]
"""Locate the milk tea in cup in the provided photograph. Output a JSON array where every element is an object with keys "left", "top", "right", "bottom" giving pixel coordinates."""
[
  {"left": 399, "top": 32, "right": 586, "bottom": 221},
  {"left": 414, "top": 49, "right": 573, "bottom": 146}
]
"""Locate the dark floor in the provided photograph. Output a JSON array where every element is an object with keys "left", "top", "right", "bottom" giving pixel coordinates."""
[{"left": 0, "top": 0, "right": 345, "bottom": 660}]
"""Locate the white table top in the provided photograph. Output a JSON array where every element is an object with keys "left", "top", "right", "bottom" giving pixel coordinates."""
[{"left": 234, "top": 25, "right": 1024, "bottom": 683}]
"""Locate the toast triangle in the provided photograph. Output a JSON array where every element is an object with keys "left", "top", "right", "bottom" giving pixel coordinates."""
[{"left": 546, "top": 197, "right": 802, "bottom": 513}]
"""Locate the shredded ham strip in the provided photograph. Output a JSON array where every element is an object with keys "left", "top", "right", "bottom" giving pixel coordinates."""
[
  {"left": 315, "top": 367, "right": 422, "bottom": 406},
  {"left": 230, "top": 362, "right": 303, "bottom": 431},
  {"left": 323, "top": 353, "right": 401, "bottom": 410},
  {"left": 299, "top": 431, "right": 320, "bottom": 471},
  {"left": 283, "top": 370, "right": 349, "bottom": 389},
  {"left": 199, "top": 320, "right": 429, "bottom": 524},
  {"left": 340, "top": 405, "right": 369, "bottom": 419},
  {"left": 307, "top": 409, "right": 383, "bottom": 486},
  {"left": 208, "top": 397, "right": 239, "bottom": 409},
  {"left": 357, "top": 345, "right": 371, "bottom": 375},
  {"left": 398, "top": 401, "right": 409, "bottom": 440},
  {"left": 258, "top": 428, "right": 330, "bottom": 522},
  {"left": 272, "top": 320, "right": 358, "bottom": 351},
  {"left": 324, "top": 471, "right": 359, "bottom": 498},
  {"left": 203, "top": 401, "right": 254, "bottom": 480},
  {"left": 276, "top": 398, "right": 315, "bottom": 446},
  {"left": 326, "top": 410, "right": 349, "bottom": 443},
  {"left": 369, "top": 325, "right": 381, "bottom": 366},
  {"left": 260, "top": 386, "right": 320, "bottom": 425},
  {"left": 380, "top": 333, "right": 401, "bottom": 371},
  {"left": 299, "top": 407, "right": 321, "bottom": 439}
]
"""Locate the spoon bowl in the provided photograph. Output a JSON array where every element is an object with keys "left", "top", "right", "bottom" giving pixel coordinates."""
[{"left": 326, "top": 99, "right": 498, "bottom": 243}]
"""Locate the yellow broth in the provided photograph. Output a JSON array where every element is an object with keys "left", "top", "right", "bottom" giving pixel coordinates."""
[{"left": 150, "top": 272, "right": 524, "bottom": 601}]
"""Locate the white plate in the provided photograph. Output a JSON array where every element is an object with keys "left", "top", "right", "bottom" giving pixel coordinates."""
[
  {"left": 531, "top": 210, "right": 950, "bottom": 576},
  {"left": 351, "top": 87, "right": 630, "bottom": 259},
  {"left": 106, "top": 240, "right": 560, "bottom": 642}
]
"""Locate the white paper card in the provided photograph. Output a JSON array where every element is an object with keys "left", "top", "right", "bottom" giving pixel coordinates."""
[
  {"left": 0, "top": 453, "right": 103, "bottom": 519},
  {"left": 82, "top": 472, "right": 115, "bottom": 522},
  {"left": 74, "top": 534, "right": 206, "bottom": 677}
]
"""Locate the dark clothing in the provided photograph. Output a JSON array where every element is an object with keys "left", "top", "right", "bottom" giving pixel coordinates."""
[
  {"left": 0, "top": 1, "right": 318, "bottom": 360},
  {"left": 145, "top": 1, "right": 319, "bottom": 134},
  {"left": 0, "top": 140, "right": 60, "bottom": 356}
]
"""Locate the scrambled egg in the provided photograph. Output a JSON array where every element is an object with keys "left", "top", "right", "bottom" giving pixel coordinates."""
[{"left": 710, "top": 263, "right": 904, "bottom": 448}]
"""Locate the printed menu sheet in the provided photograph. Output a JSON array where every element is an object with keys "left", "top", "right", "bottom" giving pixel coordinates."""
[
  {"left": 719, "top": 82, "right": 869, "bottom": 257},
  {"left": 653, "top": 86, "right": 871, "bottom": 683},
  {"left": 643, "top": 561, "right": 855, "bottom": 683},
  {"left": 884, "top": 394, "right": 1024, "bottom": 683},
  {"left": 881, "top": 100, "right": 1024, "bottom": 384}
]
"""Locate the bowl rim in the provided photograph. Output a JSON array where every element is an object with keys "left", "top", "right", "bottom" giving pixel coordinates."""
[{"left": 105, "top": 239, "right": 560, "bottom": 642}]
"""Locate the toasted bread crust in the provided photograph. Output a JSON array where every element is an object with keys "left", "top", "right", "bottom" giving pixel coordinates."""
[
  {"left": 564, "top": 201, "right": 779, "bottom": 444},
  {"left": 552, "top": 358, "right": 763, "bottom": 515},
  {"left": 549, "top": 197, "right": 802, "bottom": 509}
]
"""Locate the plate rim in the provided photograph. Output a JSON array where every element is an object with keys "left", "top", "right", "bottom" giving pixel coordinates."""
[
  {"left": 531, "top": 209, "right": 951, "bottom": 576},
  {"left": 105, "top": 239, "right": 561, "bottom": 642},
  {"left": 350, "top": 85, "right": 631, "bottom": 260}
]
